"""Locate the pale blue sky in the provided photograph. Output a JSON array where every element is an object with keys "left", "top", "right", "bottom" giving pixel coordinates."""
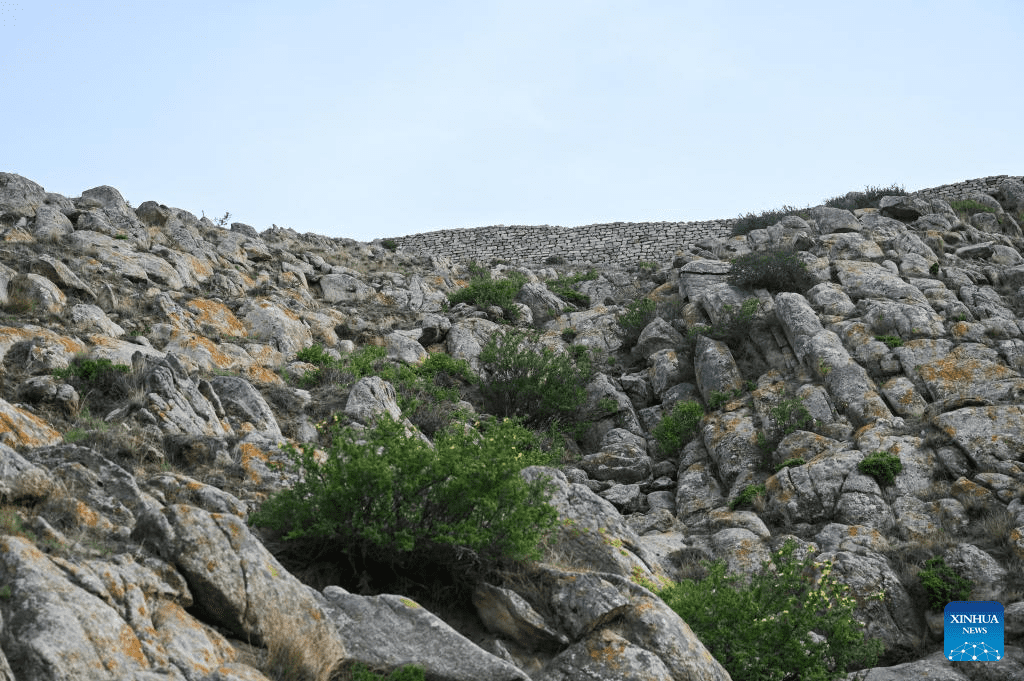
[{"left": 3, "top": 1, "right": 1021, "bottom": 242}]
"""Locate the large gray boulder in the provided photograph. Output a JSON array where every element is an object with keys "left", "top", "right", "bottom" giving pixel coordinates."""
[
  {"left": 321, "top": 587, "right": 529, "bottom": 681},
  {"left": 520, "top": 467, "right": 663, "bottom": 580},
  {"left": 522, "top": 565, "right": 732, "bottom": 681},
  {"left": 132, "top": 504, "right": 345, "bottom": 679},
  {"left": 136, "top": 354, "right": 233, "bottom": 437},
  {"left": 0, "top": 173, "right": 47, "bottom": 219},
  {"left": 693, "top": 335, "right": 743, "bottom": 403},
  {"left": 209, "top": 375, "right": 282, "bottom": 440},
  {"left": 634, "top": 317, "right": 684, "bottom": 358},
  {"left": 516, "top": 281, "right": 571, "bottom": 324}
]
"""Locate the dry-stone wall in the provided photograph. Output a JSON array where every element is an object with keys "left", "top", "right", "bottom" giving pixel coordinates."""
[
  {"left": 387, "top": 175, "right": 1022, "bottom": 266},
  {"left": 911, "top": 174, "right": 1024, "bottom": 203}
]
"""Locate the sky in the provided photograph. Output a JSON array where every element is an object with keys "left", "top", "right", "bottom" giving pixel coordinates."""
[{"left": 2, "top": 1, "right": 1022, "bottom": 242}]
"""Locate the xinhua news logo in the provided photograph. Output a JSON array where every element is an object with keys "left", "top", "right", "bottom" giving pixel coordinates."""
[{"left": 944, "top": 601, "right": 1004, "bottom": 661}]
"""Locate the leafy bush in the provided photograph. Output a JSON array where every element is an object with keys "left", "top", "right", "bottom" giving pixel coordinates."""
[
  {"left": 729, "top": 484, "right": 765, "bottom": 511},
  {"left": 687, "top": 298, "right": 763, "bottom": 348},
  {"left": 380, "top": 238, "right": 398, "bottom": 251},
  {"left": 655, "top": 540, "right": 884, "bottom": 681},
  {"left": 446, "top": 265, "right": 527, "bottom": 322},
  {"left": 949, "top": 199, "right": 998, "bottom": 216},
  {"left": 249, "top": 415, "right": 558, "bottom": 573},
  {"left": 728, "top": 248, "right": 814, "bottom": 294},
  {"left": 543, "top": 254, "right": 567, "bottom": 265},
  {"left": 653, "top": 400, "right": 703, "bottom": 454},
  {"left": 857, "top": 451, "right": 902, "bottom": 486},
  {"left": 775, "top": 457, "right": 807, "bottom": 471},
  {"left": 545, "top": 268, "right": 598, "bottom": 308},
  {"left": 53, "top": 357, "right": 129, "bottom": 383},
  {"left": 731, "top": 206, "right": 808, "bottom": 237},
  {"left": 296, "top": 345, "right": 476, "bottom": 435},
  {"left": 918, "top": 556, "right": 972, "bottom": 610},
  {"left": 616, "top": 297, "right": 657, "bottom": 350},
  {"left": 347, "top": 663, "right": 425, "bottom": 681},
  {"left": 478, "top": 329, "right": 593, "bottom": 428},
  {"left": 874, "top": 335, "right": 902, "bottom": 348},
  {"left": 822, "top": 183, "right": 906, "bottom": 211}
]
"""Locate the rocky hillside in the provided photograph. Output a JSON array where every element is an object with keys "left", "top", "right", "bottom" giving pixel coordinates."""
[{"left": 1, "top": 171, "right": 1024, "bottom": 680}]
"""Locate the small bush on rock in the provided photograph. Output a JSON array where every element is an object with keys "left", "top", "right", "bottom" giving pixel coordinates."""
[
  {"left": 478, "top": 329, "right": 593, "bottom": 427},
  {"left": 857, "top": 451, "right": 902, "bottom": 486},
  {"left": 823, "top": 183, "right": 906, "bottom": 211},
  {"left": 728, "top": 248, "right": 814, "bottom": 294},
  {"left": 655, "top": 539, "right": 884, "bottom": 681},
  {"left": 446, "top": 265, "right": 527, "bottom": 322},
  {"left": 918, "top": 556, "right": 972, "bottom": 609},
  {"left": 729, "top": 484, "right": 765, "bottom": 511},
  {"left": 545, "top": 268, "right": 598, "bottom": 308},
  {"left": 731, "top": 206, "right": 808, "bottom": 236},
  {"left": 688, "top": 298, "right": 764, "bottom": 348},
  {"left": 616, "top": 297, "right": 657, "bottom": 350},
  {"left": 249, "top": 415, "right": 558, "bottom": 574},
  {"left": 652, "top": 400, "right": 703, "bottom": 454}
]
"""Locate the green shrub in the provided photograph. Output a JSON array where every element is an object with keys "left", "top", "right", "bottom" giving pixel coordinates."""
[
  {"left": 775, "top": 457, "right": 807, "bottom": 471},
  {"left": 822, "top": 183, "right": 906, "bottom": 211},
  {"left": 249, "top": 415, "right": 558, "bottom": 573},
  {"left": 53, "top": 357, "right": 129, "bottom": 383},
  {"left": 446, "top": 266, "right": 527, "bottom": 322},
  {"left": 381, "top": 238, "right": 398, "bottom": 251},
  {"left": 543, "top": 254, "right": 567, "bottom": 265},
  {"left": 918, "top": 556, "right": 972, "bottom": 610},
  {"left": 929, "top": 262, "right": 940, "bottom": 276},
  {"left": 655, "top": 540, "right": 883, "bottom": 680},
  {"left": 478, "top": 329, "right": 593, "bottom": 427},
  {"left": 545, "top": 268, "right": 598, "bottom": 308},
  {"left": 616, "top": 297, "right": 657, "bottom": 350},
  {"left": 296, "top": 345, "right": 476, "bottom": 435},
  {"left": 731, "top": 206, "right": 809, "bottom": 236},
  {"left": 949, "top": 199, "right": 998, "bottom": 216},
  {"left": 874, "top": 335, "right": 902, "bottom": 348},
  {"left": 857, "top": 451, "right": 902, "bottom": 486},
  {"left": 653, "top": 400, "right": 704, "bottom": 454},
  {"left": 295, "top": 344, "right": 336, "bottom": 367},
  {"left": 560, "top": 328, "right": 578, "bottom": 343},
  {"left": 688, "top": 298, "right": 763, "bottom": 348},
  {"left": 728, "top": 249, "right": 814, "bottom": 294},
  {"left": 729, "top": 484, "right": 765, "bottom": 511}
]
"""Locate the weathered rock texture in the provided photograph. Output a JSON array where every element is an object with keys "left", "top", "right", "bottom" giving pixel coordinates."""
[{"left": 2, "top": 170, "right": 1024, "bottom": 679}]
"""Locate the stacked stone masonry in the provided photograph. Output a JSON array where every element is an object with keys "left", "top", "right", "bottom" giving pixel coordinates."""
[{"left": 387, "top": 175, "right": 1023, "bottom": 267}]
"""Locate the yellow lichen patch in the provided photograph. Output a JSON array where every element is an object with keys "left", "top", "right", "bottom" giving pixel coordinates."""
[
  {"left": 237, "top": 441, "right": 271, "bottom": 483},
  {"left": 587, "top": 632, "right": 626, "bottom": 667},
  {"left": 0, "top": 399, "right": 64, "bottom": 448},
  {"left": 186, "top": 299, "right": 247, "bottom": 338},
  {"left": 118, "top": 623, "right": 148, "bottom": 666},
  {"left": 243, "top": 365, "right": 284, "bottom": 386},
  {"left": 919, "top": 357, "right": 1016, "bottom": 386},
  {"left": 399, "top": 597, "right": 421, "bottom": 609}
]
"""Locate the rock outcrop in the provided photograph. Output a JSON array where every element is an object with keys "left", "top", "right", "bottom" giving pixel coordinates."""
[{"left": 2, "top": 171, "right": 1024, "bottom": 679}]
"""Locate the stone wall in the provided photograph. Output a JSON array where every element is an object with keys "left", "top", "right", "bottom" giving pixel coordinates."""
[{"left": 387, "top": 175, "right": 1022, "bottom": 266}]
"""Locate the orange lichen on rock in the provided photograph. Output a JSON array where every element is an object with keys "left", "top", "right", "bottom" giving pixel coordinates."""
[{"left": 186, "top": 299, "right": 247, "bottom": 338}]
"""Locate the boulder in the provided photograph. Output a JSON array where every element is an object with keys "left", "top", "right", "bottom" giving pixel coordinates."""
[
  {"left": 6, "top": 273, "right": 66, "bottom": 314},
  {"left": 523, "top": 564, "right": 731, "bottom": 681},
  {"left": 0, "top": 397, "right": 63, "bottom": 449},
  {"left": 321, "top": 587, "right": 528, "bottom": 681},
  {"left": 209, "top": 376, "right": 282, "bottom": 440},
  {"left": 520, "top": 467, "right": 661, "bottom": 580},
  {"left": 810, "top": 205, "right": 861, "bottom": 234},
  {"left": 344, "top": 376, "right": 403, "bottom": 425},
  {"left": 132, "top": 504, "right": 345, "bottom": 679},
  {"left": 515, "top": 281, "right": 570, "bottom": 324},
  {"left": 0, "top": 173, "right": 48, "bottom": 219},
  {"left": 240, "top": 299, "right": 313, "bottom": 357},
  {"left": 634, "top": 317, "right": 684, "bottom": 358},
  {"left": 693, "top": 336, "right": 743, "bottom": 403}
]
